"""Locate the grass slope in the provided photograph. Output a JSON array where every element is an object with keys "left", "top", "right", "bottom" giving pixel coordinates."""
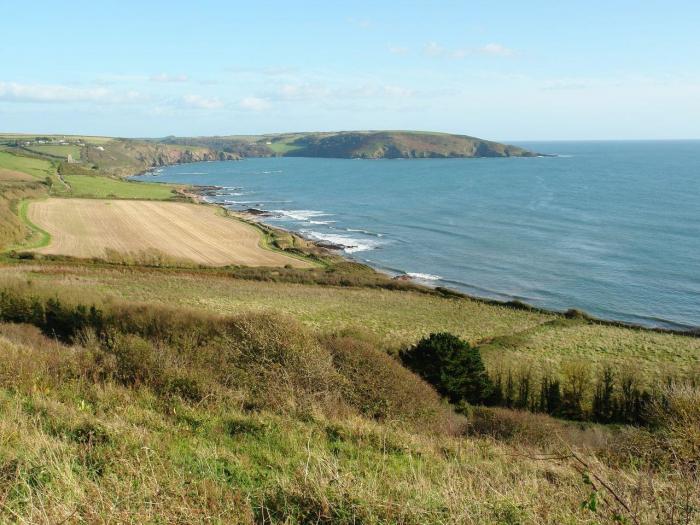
[
  {"left": 3, "top": 264, "right": 697, "bottom": 384},
  {"left": 8, "top": 199, "right": 51, "bottom": 251},
  {"left": 0, "top": 151, "right": 56, "bottom": 180},
  {"left": 61, "top": 174, "right": 177, "bottom": 199},
  {"left": 0, "top": 291, "right": 696, "bottom": 523},
  {"left": 25, "top": 144, "right": 83, "bottom": 160}
]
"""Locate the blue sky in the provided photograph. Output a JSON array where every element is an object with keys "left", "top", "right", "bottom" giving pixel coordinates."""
[{"left": 2, "top": 1, "right": 699, "bottom": 139}]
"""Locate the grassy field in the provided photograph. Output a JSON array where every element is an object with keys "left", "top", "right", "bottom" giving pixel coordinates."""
[
  {"left": 2, "top": 263, "right": 697, "bottom": 383},
  {"left": 0, "top": 188, "right": 48, "bottom": 251},
  {"left": 266, "top": 138, "right": 303, "bottom": 155},
  {"left": 26, "top": 199, "right": 311, "bottom": 267},
  {"left": 0, "top": 291, "right": 696, "bottom": 523},
  {"left": 25, "top": 144, "right": 83, "bottom": 160},
  {"left": 0, "top": 133, "right": 113, "bottom": 145},
  {"left": 0, "top": 150, "right": 56, "bottom": 180},
  {"left": 9, "top": 199, "right": 52, "bottom": 251},
  {"left": 59, "top": 174, "right": 177, "bottom": 199},
  {"left": 0, "top": 168, "right": 35, "bottom": 182},
  {"left": 0, "top": 151, "right": 52, "bottom": 250}
]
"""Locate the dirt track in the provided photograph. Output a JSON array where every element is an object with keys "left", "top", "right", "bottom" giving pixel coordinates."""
[{"left": 28, "top": 198, "right": 310, "bottom": 268}]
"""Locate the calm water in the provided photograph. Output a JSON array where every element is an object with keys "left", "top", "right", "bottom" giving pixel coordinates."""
[{"left": 136, "top": 141, "right": 700, "bottom": 330}]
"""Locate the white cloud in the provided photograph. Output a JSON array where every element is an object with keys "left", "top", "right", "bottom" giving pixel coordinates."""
[
  {"left": 382, "top": 85, "right": 414, "bottom": 98},
  {"left": 421, "top": 42, "right": 516, "bottom": 59},
  {"left": 239, "top": 96, "right": 271, "bottom": 111},
  {"left": 226, "top": 66, "right": 298, "bottom": 78},
  {"left": 347, "top": 17, "right": 372, "bottom": 29},
  {"left": 424, "top": 41, "right": 444, "bottom": 57},
  {"left": 272, "top": 82, "right": 414, "bottom": 103},
  {"left": 388, "top": 45, "right": 409, "bottom": 55},
  {"left": 182, "top": 94, "right": 224, "bottom": 109},
  {"left": 0, "top": 81, "right": 142, "bottom": 103},
  {"left": 478, "top": 43, "right": 515, "bottom": 57},
  {"left": 277, "top": 83, "right": 331, "bottom": 101},
  {"left": 95, "top": 73, "right": 147, "bottom": 84},
  {"left": 150, "top": 73, "right": 189, "bottom": 83}
]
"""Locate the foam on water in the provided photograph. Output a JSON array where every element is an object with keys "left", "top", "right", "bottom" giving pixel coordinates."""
[
  {"left": 300, "top": 230, "right": 383, "bottom": 253},
  {"left": 271, "top": 209, "right": 332, "bottom": 221},
  {"left": 406, "top": 272, "right": 442, "bottom": 281}
]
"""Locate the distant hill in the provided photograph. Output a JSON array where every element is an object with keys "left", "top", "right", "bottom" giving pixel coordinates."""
[
  {"left": 159, "top": 131, "right": 538, "bottom": 159},
  {"left": 1, "top": 131, "right": 538, "bottom": 179},
  {"left": 84, "top": 139, "right": 239, "bottom": 176}
]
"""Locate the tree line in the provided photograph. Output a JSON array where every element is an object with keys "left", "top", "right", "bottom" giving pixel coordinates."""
[
  {"left": 0, "top": 289, "right": 695, "bottom": 427},
  {"left": 400, "top": 332, "right": 696, "bottom": 426}
]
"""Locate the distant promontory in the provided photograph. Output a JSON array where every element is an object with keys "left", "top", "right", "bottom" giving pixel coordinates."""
[{"left": 158, "top": 130, "right": 538, "bottom": 159}]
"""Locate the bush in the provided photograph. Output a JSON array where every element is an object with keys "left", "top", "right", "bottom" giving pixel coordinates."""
[
  {"left": 102, "top": 332, "right": 164, "bottom": 387},
  {"left": 322, "top": 335, "right": 456, "bottom": 432},
  {"left": 221, "top": 313, "right": 342, "bottom": 413},
  {"left": 400, "top": 332, "right": 492, "bottom": 405}
]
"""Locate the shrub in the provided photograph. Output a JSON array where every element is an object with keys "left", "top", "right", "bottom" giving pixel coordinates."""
[
  {"left": 221, "top": 313, "right": 342, "bottom": 413},
  {"left": 400, "top": 332, "right": 493, "bottom": 405},
  {"left": 322, "top": 335, "right": 456, "bottom": 432},
  {"left": 649, "top": 385, "right": 700, "bottom": 469},
  {"left": 102, "top": 332, "right": 164, "bottom": 387}
]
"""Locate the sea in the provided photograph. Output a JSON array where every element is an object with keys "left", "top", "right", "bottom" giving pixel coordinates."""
[{"left": 134, "top": 141, "right": 700, "bottom": 330}]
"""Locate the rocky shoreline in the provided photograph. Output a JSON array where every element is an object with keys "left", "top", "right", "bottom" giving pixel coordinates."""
[{"left": 185, "top": 185, "right": 365, "bottom": 254}]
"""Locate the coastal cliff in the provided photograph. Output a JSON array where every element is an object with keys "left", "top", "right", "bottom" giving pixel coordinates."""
[
  {"left": 85, "top": 139, "right": 240, "bottom": 176},
  {"left": 159, "top": 130, "right": 538, "bottom": 159},
  {"left": 279, "top": 131, "right": 536, "bottom": 158}
]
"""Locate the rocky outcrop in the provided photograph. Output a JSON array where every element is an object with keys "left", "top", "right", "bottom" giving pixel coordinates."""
[{"left": 151, "top": 147, "right": 238, "bottom": 166}]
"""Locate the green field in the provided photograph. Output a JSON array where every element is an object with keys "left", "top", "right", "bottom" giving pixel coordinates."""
[
  {"left": 0, "top": 267, "right": 696, "bottom": 523},
  {"left": 61, "top": 174, "right": 177, "bottom": 199},
  {"left": 266, "top": 139, "right": 303, "bottom": 155},
  {"left": 0, "top": 133, "right": 113, "bottom": 145},
  {"left": 5, "top": 264, "right": 698, "bottom": 382},
  {"left": 0, "top": 150, "right": 55, "bottom": 180},
  {"left": 26, "top": 144, "right": 83, "bottom": 160},
  {"left": 5, "top": 199, "right": 52, "bottom": 252}
]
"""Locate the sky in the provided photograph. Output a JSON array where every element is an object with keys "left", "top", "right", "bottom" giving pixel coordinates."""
[{"left": 1, "top": 0, "right": 699, "bottom": 140}]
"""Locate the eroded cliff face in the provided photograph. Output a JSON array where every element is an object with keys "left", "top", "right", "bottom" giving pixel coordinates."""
[
  {"left": 86, "top": 140, "right": 240, "bottom": 176},
  {"left": 149, "top": 147, "right": 239, "bottom": 166}
]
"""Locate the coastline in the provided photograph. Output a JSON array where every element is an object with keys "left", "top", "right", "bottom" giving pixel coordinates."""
[{"left": 169, "top": 180, "right": 699, "bottom": 338}]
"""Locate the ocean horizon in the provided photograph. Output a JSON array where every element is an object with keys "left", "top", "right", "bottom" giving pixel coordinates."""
[{"left": 136, "top": 140, "right": 700, "bottom": 331}]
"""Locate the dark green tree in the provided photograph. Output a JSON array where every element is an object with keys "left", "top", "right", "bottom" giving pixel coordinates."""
[
  {"left": 400, "top": 332, "right": 492, "bottom": 405},
  {"left": 592, "top": 367, "right": 616, "bottom": 423}
]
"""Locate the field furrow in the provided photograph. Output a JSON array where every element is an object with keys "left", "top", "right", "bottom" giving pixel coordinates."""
[{"left": 27, "top": 198, "right": 310, "bottom": 268}]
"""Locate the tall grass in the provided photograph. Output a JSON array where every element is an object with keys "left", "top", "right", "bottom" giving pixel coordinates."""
[{"left": 0, "top": 286, "right": 698, "bottom": 522}]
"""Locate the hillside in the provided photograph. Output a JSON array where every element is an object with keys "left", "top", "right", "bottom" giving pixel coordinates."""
[
  {"left": 0, "top": 265, "right": 697, "bottom": 523},
  {"left": 159, "top": 130, "right": 538, "bottom": 159},
  {"left": 2, "top": 132, "right": 536, "bottom": 180},
  {"left": 84, "top": 139, "right": 239, "bottom": 176},
  {"left": 0, "top": 135, "right": 239, "bottom": 178},
  {"left": 272, "top": 131, "right": 536, "bottom": 158},
  {"left": 1, "top": 137, "right": 699, "bottom": 522}
]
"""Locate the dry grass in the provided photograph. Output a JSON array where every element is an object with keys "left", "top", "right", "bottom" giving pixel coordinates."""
[
  {"left": 0, "top": 169, "right": 35, "bottom": 182},
  {"left": 27, "top": 198, "right": 311, "bottom": 268},
  {"left": 0, "top": 184, "right": 47, "bottom": 251},
  {"left": 0, "top": 316, "right": 697, "bottom": 524},
  {"left": 2, "top": 263, "right": 696, "bottom": 387}
]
